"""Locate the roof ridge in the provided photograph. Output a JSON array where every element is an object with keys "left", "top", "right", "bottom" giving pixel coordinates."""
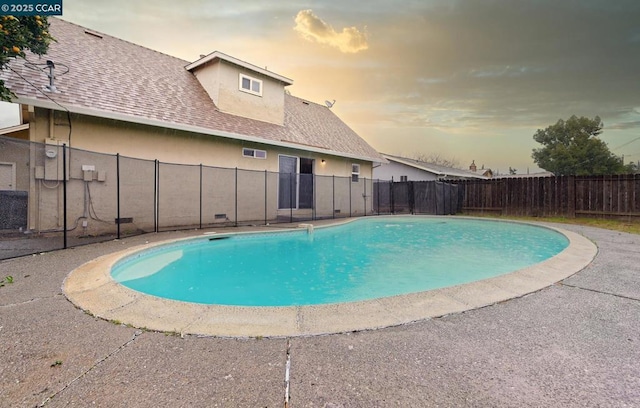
[{"left": 53, "top": 17, "right": 191, "bottom": 65}]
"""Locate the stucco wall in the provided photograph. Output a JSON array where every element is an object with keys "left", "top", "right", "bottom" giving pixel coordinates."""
[
  {"left": 17, "top": 108, "right": 373, "bottom": 234},
  {"left": 193, "top": 59, "right": 285, "bottom": 125},
  {"left": 32, "top": 109, "right": 370, "bottom": 178}
]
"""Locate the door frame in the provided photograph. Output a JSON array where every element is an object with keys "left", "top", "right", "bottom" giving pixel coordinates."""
[
  {"left": 0, "top": 162, "right": 16, "bottom": 191},
  {"left": 278, "top": 154, "right": 299, "bottom": 210}
]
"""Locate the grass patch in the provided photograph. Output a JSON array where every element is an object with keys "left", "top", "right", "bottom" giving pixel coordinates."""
[
  {"left": 0, "top": 275, "right": 14, "bottom": 287},
  {"left": 467, "top": 214, "right": 640, "bottom": 235}
]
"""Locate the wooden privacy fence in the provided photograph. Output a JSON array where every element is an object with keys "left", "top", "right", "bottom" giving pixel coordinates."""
[{"left": 454, "top": 174, "right": 640, "bottom": 220}]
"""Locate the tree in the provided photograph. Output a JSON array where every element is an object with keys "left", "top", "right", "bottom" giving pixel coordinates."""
[
  {"left": 0, "top": 15, "right": 55, "bottom": 101},
  {"left": 413, "top": 153, "right": 461, "bottom": 169},
  {"left": 508, "top": 166, "right": 517, "bottom": 175},
  {"left": 624, "top": 161, "right": 639, "bottom": 174},
  {"left": 531, "top": 115, "right": 626, "bottom": 175}
]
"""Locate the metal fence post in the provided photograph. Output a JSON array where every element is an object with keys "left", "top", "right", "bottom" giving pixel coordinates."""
[
  {"left": 364, "top": 177, "right": 367, "bottom": 216},
  {"left": 264, "top": 170, "right": 268, "bottom": 225},
  {"left": 349, "top": 177, "right": 352, "bottom": 217},
  {"left": 376, "top": 180, "right": 380, "bottom": 214},
  {"left": 235, "top": 167, "right": 238, "bottom": 227},
  {"left": 289, "top": 172, "right": 293, "bottom": 223},
  {"left": 199, "top": 163, "right": 203, "bottom": 229},
  {"left": 409, "top": 181, "right": 414, "bottom": 214},
  {"left": 154, "top": 159, "right": 158, "bottom": 233},
  {"left": 391, "top": 177, "right": 395, "bottom": 214},
  {"left": 116, "top": 153, "right": 121, "bottom": 239},
  {"left": 312, "top": 174, "right": 316, "bottom": 221},
  {"left": 62, "top": 144, "right": 67, "bottom": 249},
  {"left": 332, "top": 175, "right": 335, "bottom": 219}
]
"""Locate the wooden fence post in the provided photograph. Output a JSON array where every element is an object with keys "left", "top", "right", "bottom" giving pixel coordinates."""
[{"left": 567, "top": 175, "right": 576, "bottom": 218}]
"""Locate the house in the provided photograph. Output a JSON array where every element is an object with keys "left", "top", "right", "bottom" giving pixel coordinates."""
[
  {"left": 0, "top": 18, "right": 383, "bottom": 232},
  {"left": 373, "top": 154, "right": 489, "bottom": 181}
]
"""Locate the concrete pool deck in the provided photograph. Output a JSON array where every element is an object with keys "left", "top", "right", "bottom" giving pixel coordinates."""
[
  {"left": 63, "top": 218, "right": 597, "bottom": 337},
  {"left": 1, "top": 218, "right": 639, "bottom": 407}
]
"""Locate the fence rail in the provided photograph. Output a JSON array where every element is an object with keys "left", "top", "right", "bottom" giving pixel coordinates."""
[{"left": 455, "top": 175, "right": 640, "bottom": 219}]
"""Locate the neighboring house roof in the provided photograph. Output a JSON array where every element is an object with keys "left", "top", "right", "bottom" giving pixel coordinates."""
[
  {"left": 493, "top": 171, "right": 554, "bottom": 178},
  {"left": 0, "top": 123, "right": 29, "bottom": 135},
  {"left": 382, "top": 154, "right": 489, "bottom": 180},
  {"left": 1, "top": 18, "right": 382, "bottom": 162}
]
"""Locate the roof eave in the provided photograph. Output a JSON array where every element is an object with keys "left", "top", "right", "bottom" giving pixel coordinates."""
[
  {"left": 185, "top": 51, "right": 293, "bottom": 85},
  {"left": 18, "top": 97, "right": 379, "bottom": 163}
]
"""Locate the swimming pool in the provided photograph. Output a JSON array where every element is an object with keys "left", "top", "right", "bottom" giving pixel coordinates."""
[
  {"left": 111, "top": 217, "right": 569, "bottom": 306},
  {"left": 64, "top": 216, "right": 597, "bottom": 337}
]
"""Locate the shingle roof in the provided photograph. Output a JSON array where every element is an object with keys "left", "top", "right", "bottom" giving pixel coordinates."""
[
  {"left": 382, "top": 154, "right": 489, "bottom": 179},
  {"left": 1, "top": 18, "right": 383, "bottom": 162}
]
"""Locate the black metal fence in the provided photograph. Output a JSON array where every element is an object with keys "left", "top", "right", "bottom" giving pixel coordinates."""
[
  {"left": 0, "top": 136, "right": 462, "bottom": 259},
  {"left": 374, "top": 180, "right": 463, "bottom": 215}
]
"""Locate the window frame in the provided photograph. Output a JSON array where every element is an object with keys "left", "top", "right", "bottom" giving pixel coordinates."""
[
  {"left": 351, "top": 163, "right": 360, "bottom": 182},
  {"left": 400, "top": 175, "right": 408, "bottom": 182},
  {"left": 239, "top": 73, "right": 263, "bottom": 96},
  {"left": 242, "top": 147, "right": 267, "bottom": 159}
]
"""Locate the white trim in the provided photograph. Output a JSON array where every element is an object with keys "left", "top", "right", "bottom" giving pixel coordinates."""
[
  {"left": 242, "top": 147, "right": 267, "bottom": 159},
  {"left": 0, "top": 162, "right": 16, "bottom": 191},
  {"left": 239, "top": 74, "right": 262, "bottom": 97},
  {"left": 0, "top": 123, "right": 29, "bottom": 135},
  {"left": 15, "top": 97, "right": 382, "bottom": 163},
  {"left": 351, "top": 163, "right": 360, "bottom": 182},
  {"left": 186, "top": 51, "right": 294, "bottom": 85},
  {"left": 278, "top": 154, "right": 299, "bottom": 210}
]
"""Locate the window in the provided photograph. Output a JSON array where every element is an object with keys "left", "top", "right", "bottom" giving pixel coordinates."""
[
  {"left": 239, "top": 74, "right": 262, "bottom": 96},
  {"left": 400, "top": 175, "right": 408, "bottom": 182},
  {"left": 242, "top": 147, "right": 267, "bottom": 159},
  {"left": 351, "top": 163, "right": 360, "bottom": 182}
]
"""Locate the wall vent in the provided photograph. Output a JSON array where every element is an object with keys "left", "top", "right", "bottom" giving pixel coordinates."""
[
  {"left": 84, "top": 29, "right": 103, "bottom": 39},
  {"left": 215, "top": 213, "right": 227, "bottom": 219}
]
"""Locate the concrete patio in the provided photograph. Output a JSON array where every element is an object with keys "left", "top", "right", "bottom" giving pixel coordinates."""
[{"left": 1, "top": 220, "right": 639, "bottom": 407}]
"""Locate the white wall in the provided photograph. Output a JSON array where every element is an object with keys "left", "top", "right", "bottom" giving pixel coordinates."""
[{"left": 373, "top": 161, "right": 438, "bottom": 181}]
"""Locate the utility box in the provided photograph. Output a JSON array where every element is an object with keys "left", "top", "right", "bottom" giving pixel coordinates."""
[
  {"left": 43, "top": 139, "right": 68, "bottom": 181},
  {"left": 35, "top": 166, "right": 45, "bottom": 180}
]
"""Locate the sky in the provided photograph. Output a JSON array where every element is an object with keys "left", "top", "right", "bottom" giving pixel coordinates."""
[{"left": 3, "top": 0, "right": 640, "bottom": 174}]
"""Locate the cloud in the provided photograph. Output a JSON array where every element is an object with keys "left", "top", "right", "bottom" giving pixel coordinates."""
[
  {"left": 608, "top": 121, "right": 640, "bottom": 130},
  {"left": 293, "top": 9, "right": 368, "bottom": 53}
]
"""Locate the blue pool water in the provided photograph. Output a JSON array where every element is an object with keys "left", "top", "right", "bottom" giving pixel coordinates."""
[{"left": 111, "top": 217, "right": 569, "bottom": 306}]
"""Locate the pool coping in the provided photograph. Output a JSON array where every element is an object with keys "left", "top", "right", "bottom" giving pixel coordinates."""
[{"left": 63, "top": 216, "right": 598, "bottom": 338}]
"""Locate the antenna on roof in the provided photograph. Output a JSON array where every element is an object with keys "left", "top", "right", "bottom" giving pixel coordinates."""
[
  {"left": 44, "top": 60, "right": 57, "bottom": 93},
  {"left": 24, "top": 59, "right": 68, "bottom": 93},
  {"left": 324, "top": 99, "right": 336, "bottom": 108}
]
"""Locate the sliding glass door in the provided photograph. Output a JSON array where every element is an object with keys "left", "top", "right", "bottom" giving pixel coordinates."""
[{"left": 278, "top": 155, "right": 314, "bottom": 209}]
